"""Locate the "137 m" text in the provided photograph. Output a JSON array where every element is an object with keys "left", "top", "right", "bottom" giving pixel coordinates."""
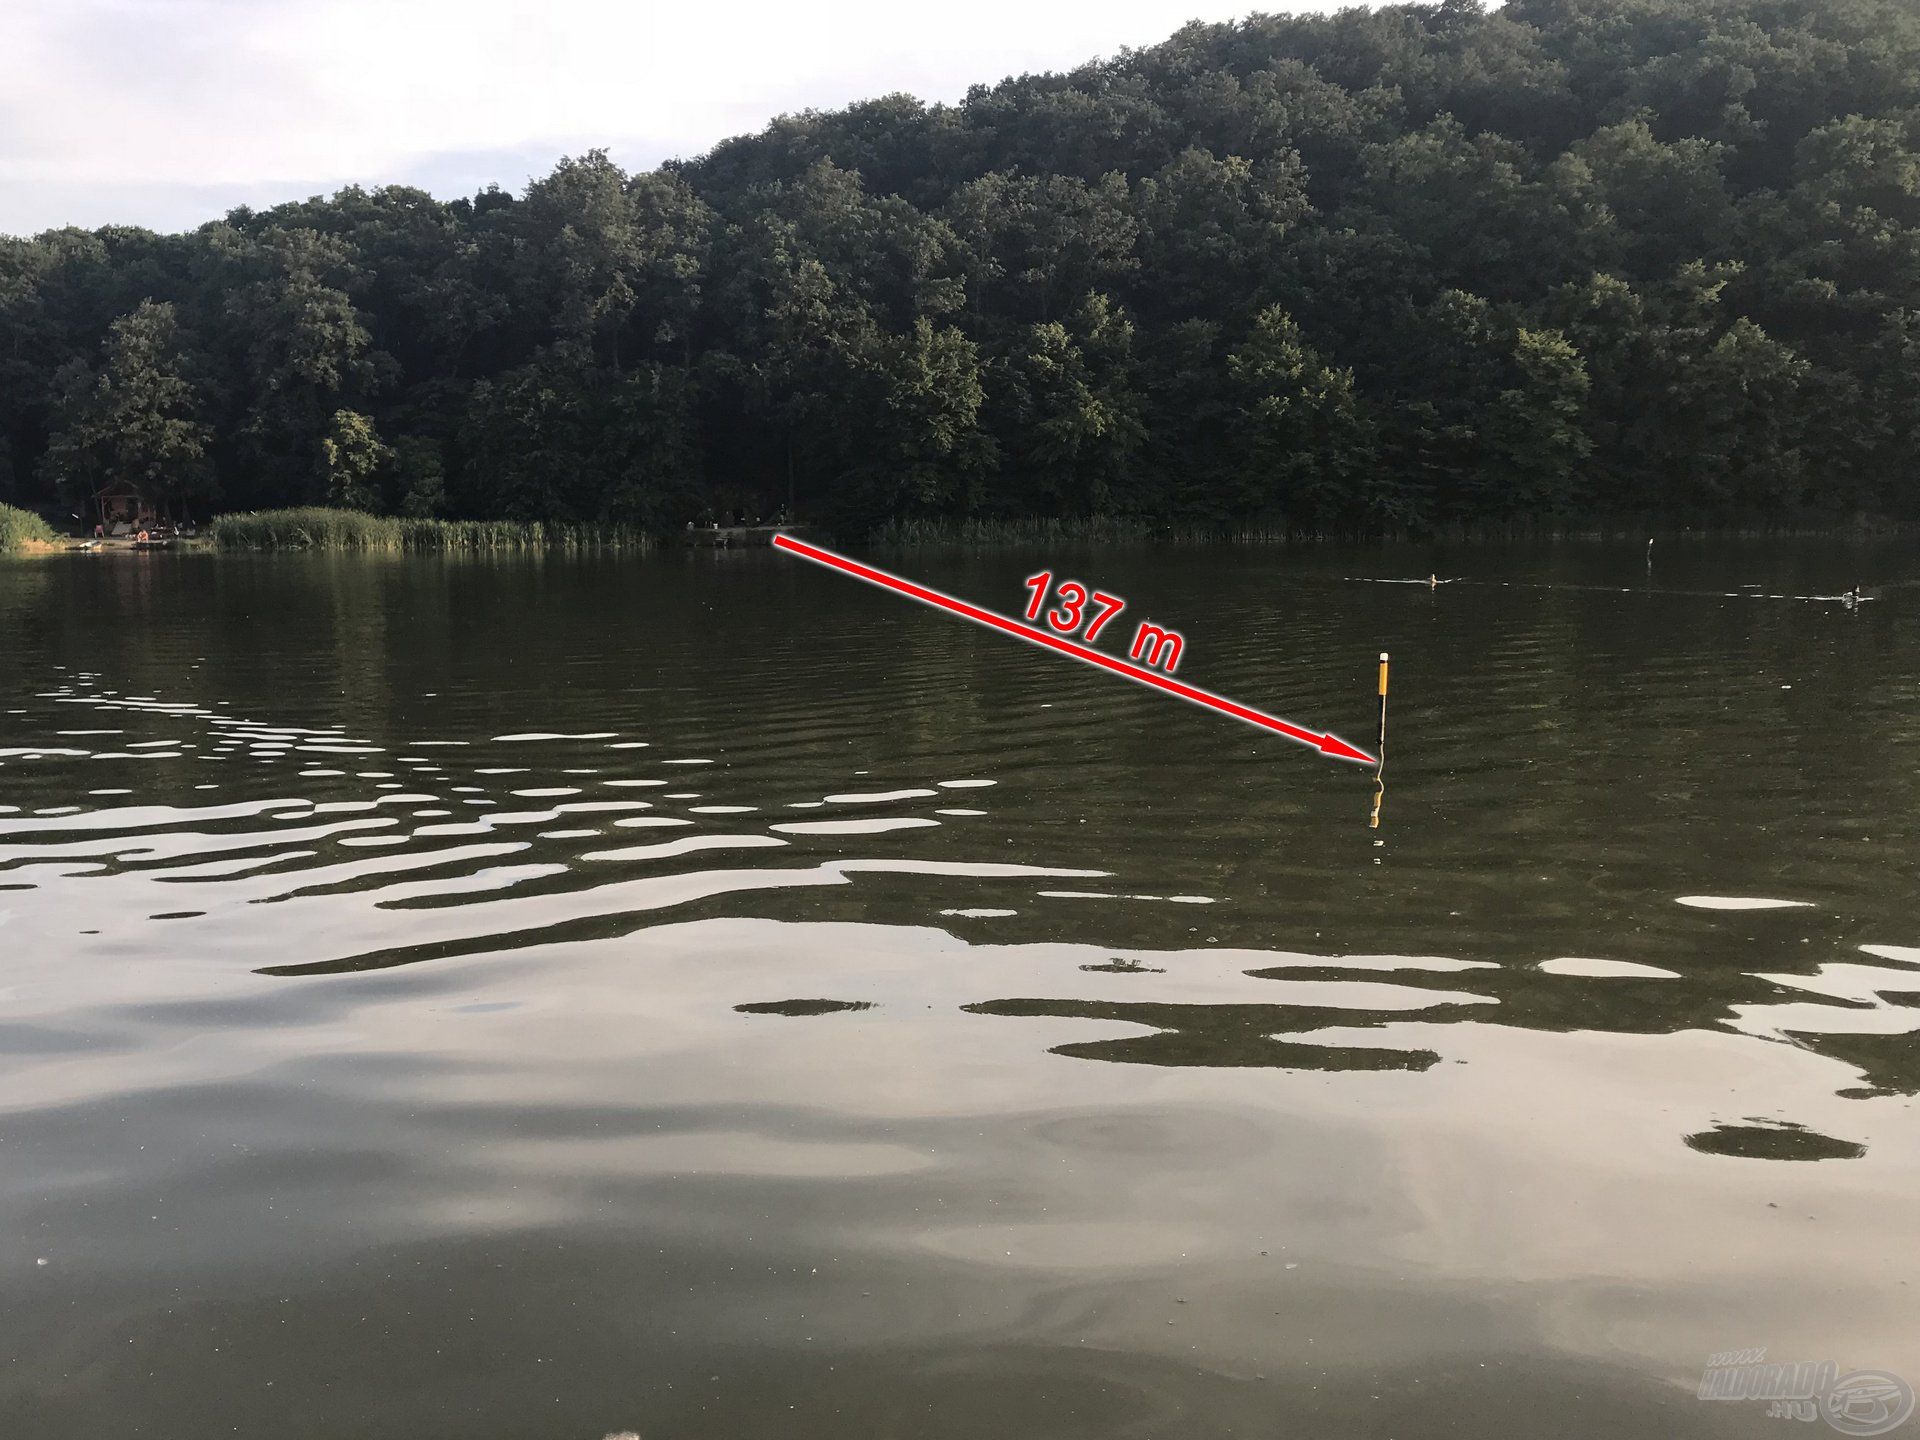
[{"left": 1021, "top": 571, "right": 1184, "bottom": 672}]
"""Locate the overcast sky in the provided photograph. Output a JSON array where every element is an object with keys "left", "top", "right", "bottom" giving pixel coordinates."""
[{"left": 1, "top": 0, "right": 1356, "bottom": 238}]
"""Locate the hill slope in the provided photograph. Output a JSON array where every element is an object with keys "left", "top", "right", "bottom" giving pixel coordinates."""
[{"left": 4, "top": 0, "right": 1918, "bottom": 534}]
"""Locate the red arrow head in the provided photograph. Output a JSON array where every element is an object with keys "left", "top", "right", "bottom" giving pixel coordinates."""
[{"left": 1318, "top": 732, "right": 1377, "bottom": 764}]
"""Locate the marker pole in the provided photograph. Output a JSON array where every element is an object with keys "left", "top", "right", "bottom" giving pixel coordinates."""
[{"left": 1369, "top": 652, "right": 1389, "bottom": 829}]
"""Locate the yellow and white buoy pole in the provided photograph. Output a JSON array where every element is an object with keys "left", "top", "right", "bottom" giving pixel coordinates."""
[{"left": 1369, "top": 651, "right": 1388, "bottom": 829}]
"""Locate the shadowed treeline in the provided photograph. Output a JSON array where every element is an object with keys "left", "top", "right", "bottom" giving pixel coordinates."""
[{"left": 4, "top": 0, "right": 1919, "bottom": 539}]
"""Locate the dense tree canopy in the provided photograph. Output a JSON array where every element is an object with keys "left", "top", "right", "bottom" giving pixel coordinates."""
[{"left": 4, "top": 0, "right": 1919, "bottom": 536}]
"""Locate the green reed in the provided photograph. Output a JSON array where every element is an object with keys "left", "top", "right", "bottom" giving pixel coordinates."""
[
  {"left": 210, "top": 508, "right": 652, "bottom": 553},
  {"left": 867, "top": 516, "right": 1302, "bottom": 549},
  {"left": 0, "top": 503, "right": 57, "bottom": 549}
]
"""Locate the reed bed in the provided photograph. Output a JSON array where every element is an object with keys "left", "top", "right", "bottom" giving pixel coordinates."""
[
  {"left": 211, "top": 508, "right": 652, "bottom": 553},
  {"left": 867, "top": 513, "right": 1908, "bottom": 548},
  {"left": 867, "top": 516, "right": 1302, "bottom": 549},
  {"left": 871, "top": 516, "right": 1165, "bottom": 548},
  {"left": 0, "top": 503, "right": 57, "bottom": 549}
]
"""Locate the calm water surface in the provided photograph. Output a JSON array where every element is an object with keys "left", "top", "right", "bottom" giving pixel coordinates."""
[{"left": 2, "top": 539, "right": 1918, "bottom": 1438}]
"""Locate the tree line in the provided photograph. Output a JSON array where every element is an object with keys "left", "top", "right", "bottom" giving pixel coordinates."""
[{"left": 3, "top": 0, "right": 1918, "bottom": 538}]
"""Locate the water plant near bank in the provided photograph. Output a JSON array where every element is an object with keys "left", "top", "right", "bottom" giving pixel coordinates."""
[
  {"left": 0, "top": 503, "right": 56, "bottom": 550},
  {"left": 210, "top": 508, "right": 652, "bottom": 553}
]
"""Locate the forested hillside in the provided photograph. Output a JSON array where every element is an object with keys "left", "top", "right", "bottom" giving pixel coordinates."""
[{"left": 5, "top": 0, "right": 1919, "bottom": 536}]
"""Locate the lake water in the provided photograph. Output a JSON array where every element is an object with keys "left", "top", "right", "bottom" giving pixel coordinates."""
[{"left": 3, "top": 538, "right": 1918, "bottom": 1438}]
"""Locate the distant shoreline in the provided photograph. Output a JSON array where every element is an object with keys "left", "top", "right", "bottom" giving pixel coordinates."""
[{"left": 9, "top": 506, "right": 1912, "bottom": 559}]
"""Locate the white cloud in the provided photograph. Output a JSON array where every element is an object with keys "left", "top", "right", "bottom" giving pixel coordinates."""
[{"left": 0, "top": 0, "right": 1350, "bottom": 235}]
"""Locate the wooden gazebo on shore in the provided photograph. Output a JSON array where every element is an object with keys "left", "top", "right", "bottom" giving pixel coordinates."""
[{"left": 90, "top": 480, "right": 160, "bottom": 536}]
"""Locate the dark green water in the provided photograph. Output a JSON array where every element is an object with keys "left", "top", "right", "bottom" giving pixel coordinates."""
[{"left": 2, "top": 539, "right": 1917, "bottom": 1439}]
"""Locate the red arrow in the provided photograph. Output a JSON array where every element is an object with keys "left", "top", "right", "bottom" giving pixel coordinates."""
[{"left": 773, "top": 534, "right": 1376, "bottom": 765}]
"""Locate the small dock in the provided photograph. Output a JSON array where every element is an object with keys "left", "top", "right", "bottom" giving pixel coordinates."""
[{"left": 62, "top": 536, "right": 195, "bottom": 553}]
